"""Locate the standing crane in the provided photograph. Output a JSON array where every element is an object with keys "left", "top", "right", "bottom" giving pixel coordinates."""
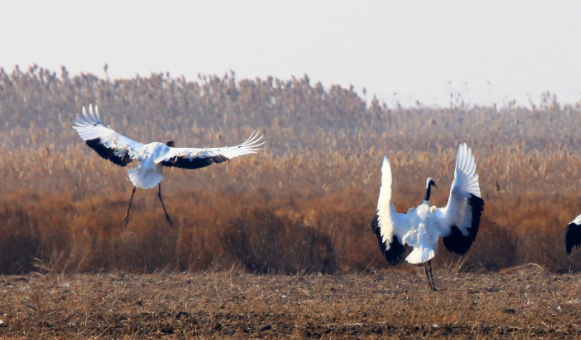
[
  {"left": 72, "top": 105, "right": 263, "bottom": 227},
  {"left": 371, "top": 143, "right": 484, "bottom": 290}
]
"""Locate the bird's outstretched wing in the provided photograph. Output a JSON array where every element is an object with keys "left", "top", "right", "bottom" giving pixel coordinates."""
[
  {"left": 72, "top": 105, "right": 144, "bottom": 166},
  {"left": 158, "top": 131, "right": 264, "bottom": 169},
  {"left": 371, "top": 156, "right": 411, "bottom": 265},
  {"left": 565, "top": 215, "right": 581, "bottom": 255},
  {"left": 436, "top": 143, "right": 484, "bottom": 255}
]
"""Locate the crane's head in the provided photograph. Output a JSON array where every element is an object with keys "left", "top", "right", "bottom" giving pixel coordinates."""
[
  {"left": 165, "top": 140, "right": 175, "bottom": 147},
  {"left": 426, "top": 177, "right": 437, "bottom": 189}
]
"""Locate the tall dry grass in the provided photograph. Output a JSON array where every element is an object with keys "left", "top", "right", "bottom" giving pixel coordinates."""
[{"left": 1, "top": 65, "right": 581, "bottom": 274}]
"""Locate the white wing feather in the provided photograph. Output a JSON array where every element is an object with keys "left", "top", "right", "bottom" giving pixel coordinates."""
[
  {"left": 376, "top": 156, "right": 411, "bottom": 248},
  {"left": 156, "top": 131, "right": 264, "bottom": 165},
  {"left": 72, "top": 104, "right": 144, "bottom": 159},
  {"left": 436, "top": 143, "right": 482, "bottom": 237}
]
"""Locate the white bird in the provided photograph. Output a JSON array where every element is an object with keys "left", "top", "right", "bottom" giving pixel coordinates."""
[
  {"left": 565, "top": 215, "right": 581, "bottom": 255},
  {"left": 371, "top": 143, "right": 484, "bottom": 290},
  {"left": 72, "top": 104, "right": 264, "bottom": 227}
]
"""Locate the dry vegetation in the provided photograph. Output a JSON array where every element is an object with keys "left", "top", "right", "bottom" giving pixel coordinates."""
[
  {"left": 2, "top": 267, "right": 581, "bottom": 338},
  {"left": 1, "top": 64, "right": 581, "bottom": 277}
]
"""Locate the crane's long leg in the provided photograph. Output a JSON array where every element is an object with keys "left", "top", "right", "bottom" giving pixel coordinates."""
[
  {"left": 428, "top": 260, "right": 437, "bottom": 291},
  {"left": 157, "top": 183, "right": 174, "bottom": 228},
  {"left": 424, "top": 263, "right": 434, "bottom": 291},
  {"left": 424, "top": 262, "right": 432, "bottom": 289},
  {"left": 122, "top": 186, "right": 137, "bottom": 227}
]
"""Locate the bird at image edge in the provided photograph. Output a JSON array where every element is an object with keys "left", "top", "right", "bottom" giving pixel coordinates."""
[
  {"left": 565, "top": 215, "right": 581, "bottom": 255},
  {"left": 72, "top": 104, "right": 264, "bottom": 227},
  {"left": 371, "top": 143, "right": 484, "bottom": 290}
]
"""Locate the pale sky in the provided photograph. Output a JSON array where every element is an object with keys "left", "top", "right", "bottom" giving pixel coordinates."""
[{"left": 1, "top": 0, "right": 580, "bottom": 108}]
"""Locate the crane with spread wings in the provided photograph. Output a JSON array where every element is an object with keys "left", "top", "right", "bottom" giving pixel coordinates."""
[
  {"left": 371, "top": 143, "right": 484, "bottom": 290},
  {"left": 72, "top": 105, "right": 263, "bottom": 227}
]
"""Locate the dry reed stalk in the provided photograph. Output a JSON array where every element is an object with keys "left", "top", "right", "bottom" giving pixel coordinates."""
[{"left": 0, "top": 65, "right": 581, "bottom": 273}]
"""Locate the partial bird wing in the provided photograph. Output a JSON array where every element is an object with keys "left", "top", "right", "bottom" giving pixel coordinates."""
[
  {"left": 158, "top": 131, "right": 264, "bottom": 169},
  {"left": 436, "top": 143, "right": 484, "bottom": 255},
  {"left": 72, "top": 105, "right": 144, "bottom": 166},
  {"left": 565, "top": 215, "right": 581, "bottom": 255},
  {"left": 371, "top": 156, "right": 411, "bottom": 265}
]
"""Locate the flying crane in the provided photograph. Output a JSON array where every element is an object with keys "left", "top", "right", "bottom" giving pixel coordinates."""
[{"left": 72, "top": 105, "right": 263, "bottom": 227}]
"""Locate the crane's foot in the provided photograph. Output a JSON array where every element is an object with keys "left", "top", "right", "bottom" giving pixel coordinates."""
[
  {"left": 122, "top": 215, "right": 130, "bottom": 228},
  {"left": 165, "top": 215, "right": 174, "bottom": 228}
]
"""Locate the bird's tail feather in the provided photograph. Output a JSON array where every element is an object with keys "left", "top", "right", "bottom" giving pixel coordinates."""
[
  {"left": 405, "top": 246, "right": 435, "bottom": 264},
  {"left": 128, "top": 165, "right": 164, "bottom": 189}
]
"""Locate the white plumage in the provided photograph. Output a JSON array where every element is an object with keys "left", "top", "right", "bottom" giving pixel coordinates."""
[
  {"left": 72, "top": 104, "right": 263, "bottom": 226},
  {"left": 371, "top": 143, "right": 484, "bottom": 290}
]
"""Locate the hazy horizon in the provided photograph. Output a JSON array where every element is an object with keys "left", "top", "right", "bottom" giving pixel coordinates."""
[{"left": 1, "top": 0, "right": 580, "bottom": 108}]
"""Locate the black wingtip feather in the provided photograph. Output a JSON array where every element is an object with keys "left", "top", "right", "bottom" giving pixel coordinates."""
[
  {"left": 85, "top": 138, "right": 132, "bottom": 167},
  {"left": 443, "top": 194, "right": 484, "bottom": 256},
  {"left": 565, "top": 222, "right": 581, "bottom": 255},
  {"left": 371, "top": 212, "right": 407, "bottom": 265},
  {"left": 161, "top": 155, "right": 229, "bottom": 169}
]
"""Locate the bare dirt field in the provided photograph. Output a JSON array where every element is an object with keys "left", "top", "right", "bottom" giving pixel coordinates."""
[{"left": 1, "top": 265, "right": 581, "bottom": 339}]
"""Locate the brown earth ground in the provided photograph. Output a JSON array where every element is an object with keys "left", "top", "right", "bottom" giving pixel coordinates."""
[{"left": 1, "top": 265, "right": 581, "bottom": 339}]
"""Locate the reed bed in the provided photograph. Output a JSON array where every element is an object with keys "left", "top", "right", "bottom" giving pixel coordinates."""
[{"left": 1, "top": 65, "right": 581, "bottom": 274}]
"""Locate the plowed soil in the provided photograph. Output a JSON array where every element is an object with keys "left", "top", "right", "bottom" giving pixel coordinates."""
[{"left": 1, "top": 265, "right": 580, "bottom": 339}]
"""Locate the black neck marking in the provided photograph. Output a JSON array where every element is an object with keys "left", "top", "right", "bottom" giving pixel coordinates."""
[
  {"left": 424, "top": 185, "right": 432, "bottom": 201},
  {"left": 424, "top": 180, "right": 435, "bottom": 201}
]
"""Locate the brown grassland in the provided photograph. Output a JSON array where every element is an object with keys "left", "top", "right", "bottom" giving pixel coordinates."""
[
  {"left": 2, "top": 266, "right": 581, "bottom": 339},
  {"left": 1, "top": 65, "right": 581, "bottom": 337}
]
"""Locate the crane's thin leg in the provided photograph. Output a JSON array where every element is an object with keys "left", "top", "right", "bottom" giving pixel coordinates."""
[
  {"left": 122, "top": 186, "right": 137, "bottom": 227},
  {"left": 157, "top": 183, "right": 174, "bottom": 228},
  {"left": 424, "top": 263, "right": 431, "bottom": 290},
  {"left": 428, "top": 260, "right": 437, "bottom": 291}
]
